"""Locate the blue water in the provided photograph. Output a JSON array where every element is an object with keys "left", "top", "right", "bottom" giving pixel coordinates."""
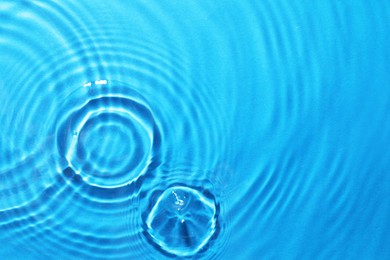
[{"left": 1, "top": 1, "right": 390, "bottom": 259}]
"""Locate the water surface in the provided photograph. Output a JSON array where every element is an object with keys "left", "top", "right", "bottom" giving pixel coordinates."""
[{"left": 0, "top": 1, "right": 390, "bottom": 259}]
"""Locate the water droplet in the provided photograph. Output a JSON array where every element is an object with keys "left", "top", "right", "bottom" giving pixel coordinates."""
[{"left": 144, "top": 186, "right": 218, "bottom": 257}]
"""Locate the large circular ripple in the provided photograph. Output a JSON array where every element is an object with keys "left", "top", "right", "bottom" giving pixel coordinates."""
[
  {"left": 0, "top": 1, "right": 231, "bottom": 259},
  {"left": 56, "top": 80, "right": 159, "bottom": 188}
]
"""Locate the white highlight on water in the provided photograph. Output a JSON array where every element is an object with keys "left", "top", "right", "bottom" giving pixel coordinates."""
[{"left": 95, "top": 80, "right": 107, "bottom": 85}]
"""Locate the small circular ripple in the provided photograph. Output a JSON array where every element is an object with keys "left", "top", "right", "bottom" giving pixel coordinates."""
[
  {"left": 55, "top": 80, "right": 159, "bottom": 188},
  {"left": 143, "top": 185, "right": 219, "bottom": 257}
]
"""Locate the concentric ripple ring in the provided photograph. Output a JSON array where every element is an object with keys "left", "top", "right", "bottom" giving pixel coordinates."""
[{"left": 56, "top": 80, "right": 160, "bottom": 188}]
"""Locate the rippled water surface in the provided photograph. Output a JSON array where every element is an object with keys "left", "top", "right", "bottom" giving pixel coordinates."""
[{"left": 1, "top": 1, "right": 390, "bottom": 259}]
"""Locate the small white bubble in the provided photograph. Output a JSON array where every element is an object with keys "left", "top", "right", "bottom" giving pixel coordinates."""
[{"left": 95, "top": 79, "right": 107, "bottom": 85}]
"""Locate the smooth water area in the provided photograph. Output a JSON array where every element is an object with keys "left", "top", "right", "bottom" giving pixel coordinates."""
[{"left": 1, "top": 1, "right": 390, "bottom": 259}]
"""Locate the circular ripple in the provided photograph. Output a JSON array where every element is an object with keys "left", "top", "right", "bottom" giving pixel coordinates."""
[
  {"left": 56, "top": 80, "right": 159, "bottom": 188},
  {"left": 1, "top": 1, "right": 227, "bottom": 258},
  {"left": 144, "top": 186, "right": 218, "bottom": 257}
]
